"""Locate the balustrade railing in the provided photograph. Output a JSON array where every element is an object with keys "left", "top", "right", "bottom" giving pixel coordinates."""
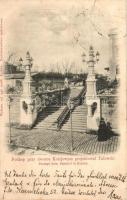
[
  {"left": 35, "top": 87, "right": 70, "bottom": 109},
  {"left": 70, "top": 86, "right": 86, "bottom": 106},
  {"left": 56, "top": 86, "right": 86, "bottom": 130},
  {"left": 56, "top": 106, "right": 70, "bottom": 130}
]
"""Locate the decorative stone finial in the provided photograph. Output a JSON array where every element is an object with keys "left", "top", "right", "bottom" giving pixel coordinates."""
[
  {"left": 19, "top": 57, "right": 23, "bottom": 62},
  {"left": 25, "top": 51, "right": 32, "bottom": 67},
  {"left": 26, "top": 51, "right": 30, "bottom": 59},
  {"left": 90, "top": 46, "right": 93, "bottom": 50}
]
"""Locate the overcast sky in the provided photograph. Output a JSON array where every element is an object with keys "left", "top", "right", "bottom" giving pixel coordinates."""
[{"left": 3, "top": 0, "right": 126, "bottom": 74}]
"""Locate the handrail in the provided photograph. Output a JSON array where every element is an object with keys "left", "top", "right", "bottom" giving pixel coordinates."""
[
  {"left": 56, "top": 105, "right": 69, "bottom": 130},
  {"left": 70, "top": 86, "right": 86, "bottom": 106},
  {"left": 56, "top": 86, "right": 86, "bottom": 130}
]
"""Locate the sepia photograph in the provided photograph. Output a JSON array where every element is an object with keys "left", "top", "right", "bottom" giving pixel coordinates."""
[
  {"left": 1, "top": 1, "right": 127, "bottom": 200},
  {"left": 3, "top": 0, "right": 122, "bottom": 155}
]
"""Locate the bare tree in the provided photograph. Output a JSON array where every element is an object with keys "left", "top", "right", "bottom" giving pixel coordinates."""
[
  {"left": 55, "top": 61, "right": 62, "bottom": 74},
  {"left": 7, "top": 52, "right": 17, "bottom": 64},
  {"left": 62, "top": 58, "right": 72, "bottom": 75},
  {"left": 49, "top": 63, "right": 55, "bottom": 73}
]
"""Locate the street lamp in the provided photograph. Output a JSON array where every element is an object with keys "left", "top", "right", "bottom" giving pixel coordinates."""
[
  {"left": 19, "top": 52, "right": 33, "bottom": 70},
  {"left": 68, "top": 98, "right": 74, "bottom": 152},
  {"left": 81, "top": 46, "right": 100, "bottom": 64},
  {"left": 7, "top": 95, "right": 13, "bottom": 144},
  {"left": 26, "top": 51, "right": 33, "bottom": 68}
]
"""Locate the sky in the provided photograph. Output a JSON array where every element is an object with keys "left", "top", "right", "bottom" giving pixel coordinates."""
[{"left": 2, "top": 0, "right": 126, "bottom": 74}]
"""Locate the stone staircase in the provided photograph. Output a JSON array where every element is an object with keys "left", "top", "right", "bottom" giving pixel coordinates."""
[
  {"left": 34, "top": 106, "right": 65, "bottom": 130},
  {"left": 70, "top": 86, "right": 84, "bottom": 98},
  {"left": 61, "top": 103, "right": 87, "bottom": 133}
]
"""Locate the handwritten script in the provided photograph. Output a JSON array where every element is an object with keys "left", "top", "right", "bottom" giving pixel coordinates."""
[{"left": 2, "top": 169, "right": 127, "bottom": 200}]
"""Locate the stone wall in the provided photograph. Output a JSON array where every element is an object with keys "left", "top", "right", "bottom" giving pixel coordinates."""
[{"left": 100, "top": 96, "right": 118, "bottom": 130}]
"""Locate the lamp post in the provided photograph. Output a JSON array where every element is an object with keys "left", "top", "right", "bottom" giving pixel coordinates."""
[
  {"left": 7, "top": 95, "right": 13, "bottom": 144},
  {"left": 81, "top": 46, "right": 100, "bottom": 98},
  {"left": 18, "top": 52, "right": 33, "bottom": 72},
  {"left": 81, "top": 46, "right": 100, "bottom": 65},
  {"left": 20, "top": 52, "right": 33, "bottom": 97},
  {"left": 68, "top": 99, "right": 74, "bottom": 152}
]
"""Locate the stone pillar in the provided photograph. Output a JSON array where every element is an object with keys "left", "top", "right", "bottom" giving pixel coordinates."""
[
  {"left": 20, "top": 52, "right": 37, "bottom": 127},
  {"left": 85, "top": 46, "right": 100, "bottom": 131},
  {"left": 87, "top": 104, "right": 92, "bottom": 117},
  {"left": 86, "top": 46, "right": 97, "bottom": 99}
]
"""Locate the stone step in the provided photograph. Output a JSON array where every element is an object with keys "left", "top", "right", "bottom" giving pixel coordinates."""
[
  {"left": 39, "top": 112, "right": 61, "bottom": 116},
  {"left": 64, "top": 122, "right": 87, "bottom": 125},
  {"left": 74, "top": 112, "right": 87, "bottom": 114},
  {"left": 64, "top": 119, "right": 87, "bottom": 122},
  {"left": 62, "top": 128, "right": 86, "bottom": 132},
  {"left": 63, "top": 123, "right": 87, "bottom": 126},
  {"left": 70, "top": 117, "right": 87, "bottom": 119},
  {"left": 73, "top": 108, "right": 87, "bottom": 110},
  {"left": 63, "top": 126, "right": 87, "bottom": 129},
  {"left": 73, "top": 110, "right": 87, "bottom": 112},
  {"left": 74, "top": 108, "right": 87, "bottom": 111},
  {"left": 71, "top": 115, "right": 87, "bottom": 117},
  {"left": 74, "top": 110, "right": 87, "bottom": 113},
  {"left": 65, "top": 124, "right": 87, "bottom": 127},
  {"left": 38, "top": 116, "right": 59, "bottom": 120},
  {"left": 65, "top": 116, "right": 87, "bottom": 119},
  {"left": 62, "top": 124, "right": 87, "bottom": 127},
  {"left": 61, "top": 103, "right": 87, "bottom": 131},
  {"left": 70, "top": 115, "right": 87, "bottom": 116},
  {"left": 34, "top": 106, "right": 66, "bottom": 129},
  {"left": 64, "top": 121, "right": 87, "bottom": 124},
  {"left": 63, "top": 127, "right": 87, "bottom": 130}
]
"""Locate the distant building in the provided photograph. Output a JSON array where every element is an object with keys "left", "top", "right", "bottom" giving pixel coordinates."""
[{"left": 4, "top": 62, "right": 38, "bottom": 89}]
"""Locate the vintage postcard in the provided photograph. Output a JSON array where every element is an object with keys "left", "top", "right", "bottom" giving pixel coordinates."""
[{"left": 0, "top": 0, "right": 127, "bottom": 199}]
